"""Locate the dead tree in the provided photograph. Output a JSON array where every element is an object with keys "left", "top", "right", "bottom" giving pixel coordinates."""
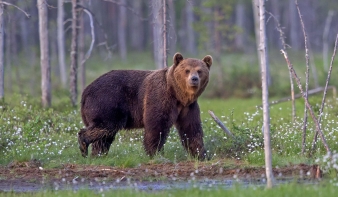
[
  {"left": 0, "top": 0, "right": 3, "bottom": 101},
  {"left": 258, "top": 0, "right": 274, "bottom": 188},
  {"left": 152, "top": 0, "right": 166, "bottom": 68},
  {"left": 57, "top": 0, "right": 67, "bottom": 88},
  {"left": 70, "top": 0, "right": 80, "bottom": 107},
  {"left": 37, "top": 0, "right": 51, "bottom": 107}
]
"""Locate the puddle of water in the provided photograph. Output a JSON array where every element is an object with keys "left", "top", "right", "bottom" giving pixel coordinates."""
[{"left": 0, "top": 178, "right": 312, "bottom": 193}]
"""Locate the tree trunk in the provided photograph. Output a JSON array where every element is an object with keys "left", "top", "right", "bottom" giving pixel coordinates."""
[
  {"left": 289, "top": 0, "right": 300, "bottom": 50},
  {"left": 118, "top": 0, "right": 127, "bottom": 61},
  {"left": 70, "top": 0, "right": 79, "bottom": 106},
  {"left": 252, "top": 0, "right": 271, "bottom": 86},
  {"left": 167, "top": 0, "right": 176, "bottom": 56},
  {"left": 152, "top": 0, "right": 165, "bottom": 69},
  {"left": 235, "top": 0, "right": 245, "bottom": 51},
  {"left": 130, "top": 0, "right": 143, "bottom": 51},
  {"left": 0, "top": 0, "right": 4, "bottom": 100},
  {"left": 323, "top": 10, "right": 334, "bottom": 71},
  {"left": 57, "top": 0, "right": 67, "bottom": 87},
  {"left": 37, "top": 0, "right": 51, "bottom": 107},
  {"left": 258, "top": 0, "right": 274, "bottom": 188},
  {"left": 78, "top": 0, "right": 85, "bottom": 93},
  {"left": 185, "top": 1, "right": 196, "bottom": 55}
]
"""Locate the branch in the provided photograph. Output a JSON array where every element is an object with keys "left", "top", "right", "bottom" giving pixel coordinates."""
[
  {"left": 79, "top": 8, "right": 95, "bottom": 66},
  {"left": 1, "top": 1, "right": 31, "bottom": 18},
  {"left": 312, "top": 34, "right": 338, "bottom": 151},
  {"left": 266, "top": 11, "right": 295, "bottom": 122},
  {"left": 208, "top": 110, "right": 233, "bottom": 138},
  {"left": 281, "top": 49, "right": 331, "bottom": 154},
  {"left": 75, "top": 4, "right": 112, "bottom": 59},
  {"left": 295, "top": 0, "right": 310, "bottom": 155},
  {"left": 258, "top": 86, "right": 336, "bottom": 107}
]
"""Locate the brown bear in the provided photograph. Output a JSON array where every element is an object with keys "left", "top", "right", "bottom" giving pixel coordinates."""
[{"left": 78, "top": 52, "right": 212, "bottom": 160}]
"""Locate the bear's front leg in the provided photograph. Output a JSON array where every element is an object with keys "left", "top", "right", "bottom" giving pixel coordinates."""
[
  {"left": 143, "top": 113, "right": 173, "bottom": 158},
  {"left": 175, "top": 102, "right": 207, "bottom": 160}
]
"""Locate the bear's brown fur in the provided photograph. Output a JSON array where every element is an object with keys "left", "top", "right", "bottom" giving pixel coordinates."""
[{"left": 78, "top": 53, "right": 212, "bottom": 160}]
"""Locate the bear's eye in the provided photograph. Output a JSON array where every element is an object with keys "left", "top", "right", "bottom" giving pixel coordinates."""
[
  {"left": 197, "top": 70, "right": 202, "bottom": 74},
  {"left": 185, "top": 70, "right": 190, "bottom": 74}
]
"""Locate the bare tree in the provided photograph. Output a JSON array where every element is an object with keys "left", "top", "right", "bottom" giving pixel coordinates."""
[
  {"left": 78, "top": 0, "right": 85, "bottom": 92},
  {"left": 167, "top": 0, "right": 176, "bottom": 56},
  {"left": 185, "top": 0, "right": 196, "bottom": 55},
  {"left": 152, "top": 0, "right": 165, "bottom": 68},
  {"left": 37, "top": 0, "right": 51, "bottom": 107},
  {"left": 323, "top": 10, "right": 335, "bottom": 71},
  {"left": 118, "top": 0, "right": 127, "bottom": 61},
  {"left": 0, "top": 0, "right": 3, "bottom": 100},
  {"left": 258, "top": 0, "right": 274, "bottom": 188},
  {"left": 70, "top": 0, "right": 79, "bottom": 106},
  {"left": 252, "top": 0, "right": 271, "bottom": 86},
  {"left": 57, "top": 0, "right": 67, "bottom": 88}
]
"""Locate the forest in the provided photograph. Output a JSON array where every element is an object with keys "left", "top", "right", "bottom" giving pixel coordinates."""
[{"left": 1, "top": 0, "right": 338, "bottom": 106}]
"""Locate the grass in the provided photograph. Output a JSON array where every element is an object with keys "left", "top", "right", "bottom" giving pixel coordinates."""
[
  {"left": 1, "top": 182, "right": 338, "bottom": 196},
  {"left": 1, "top": 52, "right": 338, "bottom": 194}
]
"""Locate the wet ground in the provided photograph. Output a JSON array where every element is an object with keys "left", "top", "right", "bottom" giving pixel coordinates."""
[{"left": 0, "top": 160, "right": 321, "bottom": 192}]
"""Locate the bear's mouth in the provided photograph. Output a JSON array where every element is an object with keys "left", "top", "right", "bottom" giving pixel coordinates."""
[{"left": 189, "top": 82, "right": 199, "bottom": 87}]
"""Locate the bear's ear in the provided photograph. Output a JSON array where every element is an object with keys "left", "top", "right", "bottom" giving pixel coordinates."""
[
  {"left": 173, "top": 52, "right": 184, "bottom": 66},
  {"left": 202, "top": 55, "right": 212, "bottom": 69}
]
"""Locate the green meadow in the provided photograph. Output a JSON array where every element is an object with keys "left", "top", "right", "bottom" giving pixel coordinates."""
[{"left": 1, "top": 52, "right": 338, "bottom": 195}]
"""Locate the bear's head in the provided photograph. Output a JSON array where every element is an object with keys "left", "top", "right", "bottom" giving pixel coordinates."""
[{"left": 169, "top": 52, "right": 212, "bottom": 105}]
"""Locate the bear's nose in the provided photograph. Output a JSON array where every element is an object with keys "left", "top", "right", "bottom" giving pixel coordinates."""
[{"left": 191, "top": 76, "right": 199, "bottom": 82}]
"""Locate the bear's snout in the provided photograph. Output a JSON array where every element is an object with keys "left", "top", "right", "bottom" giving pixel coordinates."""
[{"left": 189, "top": 75, "right": 200, "bottom": 86}]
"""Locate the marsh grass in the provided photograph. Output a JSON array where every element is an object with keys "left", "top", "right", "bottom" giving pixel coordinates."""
[{"left": 1, "top": 52, "right": 338, "bottom": 187}]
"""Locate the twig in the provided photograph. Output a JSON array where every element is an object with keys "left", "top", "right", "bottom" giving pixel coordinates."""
[
  {"left": 312, "top": 34, "right": 338, "bottom": 151},
  {"left": 79, "top": 7, "right": 95, "bottom": 66},
  {"left": 295, "top": 0, "right": 310, "bottom": 155},
  {"left": 266, "top": 11, "right": 296, "bottom": 122},
  {"left": 208, "top": 110, "right": 233, "bottom": 138},
  {"left": 1, "top": 1, "right": 30, "bottom": 18},
  {"left": 257, "top": 86, "right": 336, "bottom": 107},
  {"left": 281, "top": 49, "right": 331, "bottom": 154}
]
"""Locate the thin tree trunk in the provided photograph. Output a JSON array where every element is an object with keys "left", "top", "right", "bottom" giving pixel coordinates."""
[
  {"left": 323, "top": 10, "right": 334, "bottom": 71},
  {"left": 289, "top": 0, "right": 300, "bottom": 50},
  {"left": 78, "top": 0, "right": 85, "bottom": 92},
  {"left": 252, "top": 0, "right": 271, "bottom": 86},
  {"left": 167, "top": 0, "right": 176, "bottom": 56},
  {"left": 57, "top": 0, "right": 67, "bottom": 87},
  {"left": 118, "top": 0, "right": 127, "bottom": 61},
  {"left": 235, "top": 0, "right": 245, "bottom": 51},
  {"left": 162, "top": 0, "right": 167, "bottom": 67},
  {"left": 0, "top": 0, "right": 4, "bottom": 100},
  {"left": 5, "top": 13, "right": 12, "bottom": 93},
  {"left": 70, "top": 0, "right": 79, "bottom": 106},
  {"left": 152, "top": 0, "right": 164, "bottom": 69},
  {"left": 37, "top": 0, "right": 51, "bottom": 107},
  {"left": 185, "top": 0, "right": 196, "bottom": 55},
  {"left": 312, "top": 34, "right": 338, "bottom": 152},
  {"left": 130, "top": 0, "right": 143, "bottom": 51},
  {"left": 258, "top": 0, "right": 274, "bottom": 188},
  {"left": 295, "top": 0, "right": 310, "bottom": 155}
]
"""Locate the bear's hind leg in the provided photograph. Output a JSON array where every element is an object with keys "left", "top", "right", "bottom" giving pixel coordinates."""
[
  {"left": 78, "top": 128, "right": 89, "bottom": 157},
  {"left": 78, "top": 126, "right": 111, "bottom": 157},
  {"left": 91, "top": 131, "right": 117, "bottom": 157}
]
